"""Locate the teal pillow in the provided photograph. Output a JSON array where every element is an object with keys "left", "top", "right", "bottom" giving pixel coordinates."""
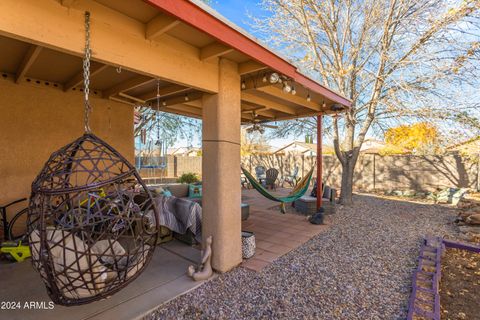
[
  {"left": 189, "top": 184, "right": 202, "bottom": 198},
  {"left": 163, "top": 189, "right": 172, "bottom": 197}
]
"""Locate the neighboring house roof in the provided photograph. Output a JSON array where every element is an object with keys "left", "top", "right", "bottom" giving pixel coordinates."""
[
  {"left": 447, "top": 136, "right": 480, "bottom": 149},
  {"left": 167, "top": 147, "right": 201, "bottom": 156},
  {"left": 245, "top": 144, "right": 273, "bottom": 154},
  {"left": 360, "top": 139, "right": 387, "bottom": 154},
  {"left": 273, "top": 141, "right": 334, "bottom": 155},
  {"left": 447, "top": 136, "right": 480, "bottom": 154}
]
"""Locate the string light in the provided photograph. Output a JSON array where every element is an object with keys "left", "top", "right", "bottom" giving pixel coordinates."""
[
  {"left": 307, "top": 92, "right": 311, "bottom": 102},
  {"left": 184, "top": 93, "right": 189, "bottom": 101},
  {"left": 269, "top": 72, "right": 280, "bottom": 83},
  {"left": 162, "top": 100, "right": 166, "bottom": 106},
  {"left": 331, "top": 104, "right": 345, "bottom": 111},
  {"left": 246, "top": 72, "right": 302, "bottom": 96}
]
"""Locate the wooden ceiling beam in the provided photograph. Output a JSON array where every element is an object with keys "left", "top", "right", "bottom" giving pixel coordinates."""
[
  {"left": 242, "top": 106, "right": 269, "bottom": 114},
  {"left": 253, "top": 86, "right": 322, "bottom": 111},
  {"left": 255, "top": 110, "right": 277, "bottom": 118},
  {"left": 241, "top": 102, "right": 276, "bottom": 117},
  {"left": 118, "top": 92, "right": 146, "bottom": 104},
  {"left": 241, "top": 75, "right": 275, "bottom": 91},
  {"left": 200, "top": 42, "right": 234, "bottom": 61},
  {"left": 161, "top": 91, "right": 203, "bottom": 107},
  {"left": 166, "top": 103, "right": 202, "bottom": 116},
  {"left": 241, "top": 105, "right": 276, "bottom": 118},
  {"left": 183, "top": 100, "right": 202, "bottom": 108},
  {"left": 139, "top": 84, "right": 190, "bottom": 102},
  {"left": 160, "top": 106, "right": 201, "bottom": 119},
  {"left": 15, "top": 45, "right": 42, "bottom": 84},
  {"left": 61, "top": 0, "right": 76, "bottom": 7},
  {"left": 238, "top": 60, "right": 268, "bottom": 75},
  {"left": 103, "top": 76, "right": 154, "bottom": 98},
  {"left": 240, "top": 110, "right": 254, "bottom": 120},
  {"left": 241, "top": 92, "right": 297, "bottom": 115},
  {"left": 273, "top": 109, "right": 335, "bottom": 121},
  {"left": 146, "top": 14, "right": 180, "bottom": 40},
  {"left": 64, "top": 63, "right": 109, "bottom": 92},
  {"left": 109, "top": 96, "right": 135, "bottom": 106}
]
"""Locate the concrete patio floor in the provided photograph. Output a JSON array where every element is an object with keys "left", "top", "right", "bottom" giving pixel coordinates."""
[
  {"left": 0, "top": 188, "right": 329, "bottom": 319},
  {"left": 0, "top": 240, "right": 203, "bottom": 320},
  {"left": 241, "top": 188, "right": 330, "bottom": 271}
]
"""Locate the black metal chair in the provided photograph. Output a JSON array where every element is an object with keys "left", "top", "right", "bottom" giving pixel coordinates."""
[
  {"left": 265, "top": 168, "right": 279, "bottom": 190},
  {"left": 282, "top": 166, "right": 299, "bottom": 187},
  {"left": 241, "top": 174, "right": 250, "bottom": 189},
  {"left": 255, "top": 166, "right": 266, "bottom": 185}
]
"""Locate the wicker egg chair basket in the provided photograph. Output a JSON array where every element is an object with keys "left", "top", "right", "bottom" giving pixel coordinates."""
[
  {"left": 27, "top": 133, "right": 159, "bottom": 306},
  {"left": 27, "top": 12, "right": 159, "bottom": 306}
]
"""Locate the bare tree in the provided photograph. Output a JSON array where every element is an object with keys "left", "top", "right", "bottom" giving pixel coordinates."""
[
  {"left": 253, "top": 0, "right": 480, "bottom": 204},
  {"left": 241, "top": 129, "right": 273, "bottom": 155},
  {"left": 134, "top": 105, "right": 200, "bottom": 147}
]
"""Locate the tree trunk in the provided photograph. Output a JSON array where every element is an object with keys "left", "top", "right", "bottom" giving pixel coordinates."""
[{"left": 339, "top": 157, "right": 356, "bottom": 205}]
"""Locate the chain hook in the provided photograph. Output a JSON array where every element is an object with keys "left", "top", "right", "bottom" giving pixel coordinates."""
[
  {"left": 156, "top": 79, "right": 161, "bottom": 143},
  {"left": 83, "top": 11, "right": 92, "bottom": 134}
]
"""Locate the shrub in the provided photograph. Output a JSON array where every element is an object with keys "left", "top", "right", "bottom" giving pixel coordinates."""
[{"left": 177, "top": 172, "right": 200, "bottom": 184}]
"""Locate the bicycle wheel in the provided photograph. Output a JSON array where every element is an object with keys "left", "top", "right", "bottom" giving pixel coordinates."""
[
  {"left": 0, "top": 218, "right": 5, "bottom": 239},
  {"left": 7, "top": 207, "right": 29, "bottom": 241}
]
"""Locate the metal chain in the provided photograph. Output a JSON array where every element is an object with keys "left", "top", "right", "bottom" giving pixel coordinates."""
[
  {"left": 83, "top": 11, "right": 92, "bottom": 133},
  {"left": 156, "top": 79, "right": 160, "bottom": 142}
]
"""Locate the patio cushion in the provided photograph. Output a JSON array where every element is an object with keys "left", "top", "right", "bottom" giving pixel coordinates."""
[
  {"left": 151, "top": 186, "right": 172, "bottom": 197},
  {"left": 153, "top": 183, "right": 189, "bottom": 198},
  {"left": 188, "top": 184, "right": 202, "bottom": 198},
  {"left": 56, "top": 263, "right": 110, "bottom": 299},
  {"left": 30, "top": 228, "right": 113, "bottom": 299},
  {"left": 30, "top": 227, "right": 150, "bottom": 300},
  {"left": 151, "top": 186, "right": 165, "bottom": 195},
  {"left": 91, "top": 240, "right": 127, "bottom": 266}
]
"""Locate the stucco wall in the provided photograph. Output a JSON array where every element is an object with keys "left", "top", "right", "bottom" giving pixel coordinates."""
[{"left": 0, "top": 80, "right": 134, "bottom": 214}]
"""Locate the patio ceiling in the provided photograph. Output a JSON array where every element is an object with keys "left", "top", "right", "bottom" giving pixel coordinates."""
[{"left": 0, "top": 0, "right": 351, "bottom": 123}]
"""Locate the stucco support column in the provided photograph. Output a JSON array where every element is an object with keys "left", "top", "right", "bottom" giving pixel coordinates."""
[{"left": 202, "top": 58, "right": 242, "bottom": 272}]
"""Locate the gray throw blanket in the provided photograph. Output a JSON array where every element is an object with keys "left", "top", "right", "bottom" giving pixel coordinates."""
[{"left": 152, "top": 195, "right": 202, "bottom": 242}]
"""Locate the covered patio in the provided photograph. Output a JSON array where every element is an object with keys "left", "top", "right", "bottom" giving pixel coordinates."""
[
  {"left": 0, "top": 0, "right": 350, "bottom": 317},
  {"left": 0, "top": 242, "right": 204, "bottom": 320},
  {"left": 0, "top": 188, "right": 331, "bottom": 320}
]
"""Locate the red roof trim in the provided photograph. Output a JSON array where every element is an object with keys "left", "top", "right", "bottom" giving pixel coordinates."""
[{"left": 144, "top": 0, "right": 352, "bottom": 108}]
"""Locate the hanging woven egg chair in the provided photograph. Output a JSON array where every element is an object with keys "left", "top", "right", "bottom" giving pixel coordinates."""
[{"left": 27, "top": 12, "right": 159, "bottom": 306}]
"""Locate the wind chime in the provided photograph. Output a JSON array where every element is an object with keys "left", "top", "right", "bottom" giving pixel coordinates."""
[
  {"left": 154, "top": 80, "right": 168, "bottom": 180},
  {"left": 151, "top": 79, "right": 167, "bottom": 179},
  {"left": 27, "top": 12, "right": 159, "bottom": 306}
]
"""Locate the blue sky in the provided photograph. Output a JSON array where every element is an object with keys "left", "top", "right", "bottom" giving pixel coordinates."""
[
  {"left": 210, "top": 0, "right": 264, "bottom": 31},
  {"left": 172, "top": 0, "right": 293, "bottom": 149}
]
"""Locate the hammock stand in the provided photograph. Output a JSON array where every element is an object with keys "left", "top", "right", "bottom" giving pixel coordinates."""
[{"left": 241, "top": 166, "right": 315, "bottom": 213}]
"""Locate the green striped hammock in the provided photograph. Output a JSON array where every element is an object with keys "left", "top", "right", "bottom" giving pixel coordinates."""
[{"left": 241, "top": 166, "right": 314, "bottom": 213}]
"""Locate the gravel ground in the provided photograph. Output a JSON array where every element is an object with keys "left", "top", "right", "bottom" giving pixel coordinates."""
[{"left": 147, "top": 194, "right": 458, "bottom": 320}]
